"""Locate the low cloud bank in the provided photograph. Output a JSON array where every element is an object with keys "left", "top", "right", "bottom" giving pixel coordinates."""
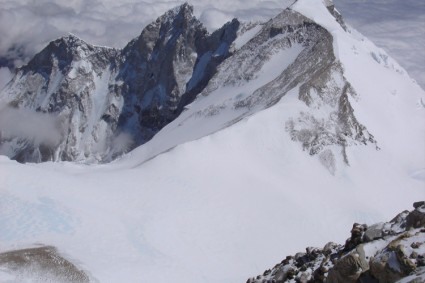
[
  {"left": 0, "top": 68, "right": 12, "bottom": 90},
  {"left": 0, "top": 107, "right": 62, "bottom": 147},
  {"left": 0, "top": 0, "right": 285, "bottom": 69},
  {"left": 335, "top": 0, "right": 425, "bottom": 89}
]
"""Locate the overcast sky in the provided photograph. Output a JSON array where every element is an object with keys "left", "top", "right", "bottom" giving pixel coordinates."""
[
  {"left": 335, "top": 0, "right": 425, "bottom": 90},
  {"left": 0, "top": 0, "right": 424, "bottom": 89}
]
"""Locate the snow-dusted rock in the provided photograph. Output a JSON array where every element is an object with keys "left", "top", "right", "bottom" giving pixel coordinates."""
[
  {"left": 0, "top": 0, "right": 423, "bottom": 189},
  {"left": 0, "top": 35, "right": 121, "bottom": 162},
  {"left": 246, "top": 202, "right": 425, "bottom": 283},
  {"left": 0, "top": 3, "right": 238, "bottom": 163},
  {"left": 118, "top": 3, "right": 239, "bottom": 145},
  {"left": 0, "top": 1, "right": 376, "bottom": 165}
]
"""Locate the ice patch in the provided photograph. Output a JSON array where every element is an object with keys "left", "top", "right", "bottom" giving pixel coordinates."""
[
  {"left": 0, "top": 194, "right": 77, "bottom": 241},
  {"left": 187, "top": 52, "right": 212, "bottom": 91},
  {"left": 410, "top": 168, "right": 425, "bottom": 181}
]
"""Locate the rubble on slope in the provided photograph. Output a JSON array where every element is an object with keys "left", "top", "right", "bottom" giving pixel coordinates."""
[{"left": 247, "top": 202, "right": 425, "bottom": 283}]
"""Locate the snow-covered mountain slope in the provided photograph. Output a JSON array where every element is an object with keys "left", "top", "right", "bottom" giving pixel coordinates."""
[
  {"left": 119, "top": 0, "right": 424, "bottom": 176},
  {"left": 0, "top": 0, "right": 424, "bottom": 282}
]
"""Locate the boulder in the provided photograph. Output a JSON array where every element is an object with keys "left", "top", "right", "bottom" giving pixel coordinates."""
[
  {"left": 247, "top": 203, "right": 425, "bottom": 283},
  {"left": 369, "top": 243, "right": 416, "bottom": 283},
  {"left": 326, "top": 245, "right": 368, "bottom": 283},
  {"left": 413, "top": 201, "right": 425, "bottom": 209},
  {"left": 364, "top": 223, "right": 385, "bottom": 242},
  {"left": 406, "top": 209, "right": 425, "bottom": 229},
  {"left": 344, "top": 223, "right": 367, "bottom": 251}
]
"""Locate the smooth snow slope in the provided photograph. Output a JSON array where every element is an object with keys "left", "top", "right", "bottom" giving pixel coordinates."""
[
  {"left": 0, "top": 1, "right": 424, "bottom": 282},
  {"left": 0, "top": 98, "right": 423, "bottom": 282}
]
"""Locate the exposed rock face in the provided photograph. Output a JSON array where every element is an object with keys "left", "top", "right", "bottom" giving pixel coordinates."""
[
  {"left": 324, "top": 0, "right": 347, "bottom": 31},
  {"left": 118, "top": 4, "right": 239, "bottom": 144},
  {"left": 198, "top": 8, "right": 376, "bottom": 173},
  {"left": 0, "top": 35, "right": 121, "bottom": 162},
  {"left": 406, "top": 206, "right": 425, "bottom": 229},
  {"left": 246, "top": 202, "right": 425, "bottom": 283},
  {"left": 0, "top": 4, "right": 238, "bottom": 163},
  {"left": 0, "top": 2, "right": 375, "bottom": 165},
  {"left": 369, "top": 239, "right": 418, "bottom": 283},
  {"left": 0, "top": 246, "right": 91, "bottom": 282}
]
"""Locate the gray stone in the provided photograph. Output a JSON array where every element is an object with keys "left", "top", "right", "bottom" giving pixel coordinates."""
[
  {"left": 406, "top": 210, "right": 425, "bottom": 229},
  {"left": 364, "top": 222, "right": 385, "bottom": 242},
  {"left": 413, "top": 201, "right": 425, "bottom": 209},
  {"left": 0, "top": 246, "right": 90, "bottom": 282},
  {"left": 326, "top": 245, "right": 368, "bottom": 283},
  {"left": 247, "top": 205, "right": 425, "bottom": 283},
  {"left": 323, "top": 242, "right": 339, "bottom": 255},
  {"left": 369, "top": 234, "right": 419, "bottom": 283}
]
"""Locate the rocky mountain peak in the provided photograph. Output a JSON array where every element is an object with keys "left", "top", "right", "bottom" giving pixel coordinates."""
[
  {"left": 22, "top": 35, "right": 83, "bottom": 75},
  {"left": 115, "top": 4, "right": 238, "bottom": 149},
  {"left": 167, "top": 2, "right": 195, "bottom": 22},
  {"left": 271, "top": 7, "right": 312, "bottom": 27},
  {"left": 153, "top": 2, "right": 200, "bottom": 35},
  {"left": 56, "top": 33, "right": 86, "bottom": 46},
  {"left": 0, "top": 3, "right": 241, "bottom": 163},
  {"left": 0, "top": 2, "right": 399, "bottom": 165},
  {"left": 42, "top": 33, "right": 92, "bottom": 58},
  {"left": 22, "top": 33, "right": 117, "bottom": 79},
  {"left": 125, "top": 2, "right": 205, "bottom": 56}
]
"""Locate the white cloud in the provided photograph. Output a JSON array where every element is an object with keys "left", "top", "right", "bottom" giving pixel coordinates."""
[
  {"left": 0, "top": 68, "right": 12, "bottom": 90},
  {"left": 0, "top": 0, "right": 423, "bottom": 89},
  {"left": 0, "top": 0, "right": 286, "bottom": 56},
  {"left": 0, "top": 106, "right": 62, "bottom": 147},
  {"left": 200, "top": 9, "right": 234, "bottom": 31}
]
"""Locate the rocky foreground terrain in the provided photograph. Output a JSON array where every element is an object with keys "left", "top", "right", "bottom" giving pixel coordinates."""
[
  {"left": 247, "top": 202, "right": 425, "bottom": 283},
  {"left": 1, "top": 202, "right": 424, "bottom": 282}
]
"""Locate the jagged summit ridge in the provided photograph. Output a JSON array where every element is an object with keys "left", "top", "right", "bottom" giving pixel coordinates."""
[
  {"left": 0, "top": 0, "right": 418, "bottom": 168},
  {"left": 0, "top": 3, "right": 239, "bottom": 163},
  {"left": 116, "top": 3, "right": 238, "bottom": 150},
  {"left": 174, "top": 7, "right": 375, "bottom": 173}
]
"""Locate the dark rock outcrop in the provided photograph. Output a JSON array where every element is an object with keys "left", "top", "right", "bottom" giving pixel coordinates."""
[
  {"left": 117, "top": 4, "right": 239, "bottom": 143},
  {"left": 0, "top": 246, "right": 91, "bottom": 282},
  {"left": 0, "top": 3, "right": 239, "bottom": 163},
  {"left": 246, "top": 202, "right": 425, "bottom": 283}
]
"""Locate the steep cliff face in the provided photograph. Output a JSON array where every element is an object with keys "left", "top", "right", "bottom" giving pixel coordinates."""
[
  {"left": 0, "top": 35, "right": 121, "bottom": 162},
  {"left": 0, "top": 4, "right": 239, "bottom": 163},
  {"left": 117, "top": 3, "right": 239, "bottom": 145},
  {"left": 129, "top": 6, "right": 377, "bottom": 173}
]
